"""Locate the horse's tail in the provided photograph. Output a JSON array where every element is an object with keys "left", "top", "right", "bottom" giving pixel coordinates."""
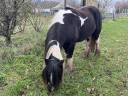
[
  {"left": 88, "top": 6, "right": 102, "bottom": 40},
  {"left": 42, "top": 60, "right": 63, "bottom": 92}
]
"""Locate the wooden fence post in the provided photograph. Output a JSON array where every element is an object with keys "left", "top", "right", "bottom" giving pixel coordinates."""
[
  {"left": 64, "top": 0, "right": 66, "bottom": 8},
  {"left": 82, "top": 0, "right": 86, "bottom": 6}
]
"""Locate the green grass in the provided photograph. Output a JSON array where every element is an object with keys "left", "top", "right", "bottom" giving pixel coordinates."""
[{"left": 1, "top": 17, "right": 128, "bottom": 96}]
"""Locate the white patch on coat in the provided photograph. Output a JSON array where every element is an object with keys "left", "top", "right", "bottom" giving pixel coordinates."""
[
  {"left": 50, "top": 10, "right": 73, "bottom": 27},
  {"left": 46, "top": 41, "right": 63, "bottom": 60},
  {"left": 96, "top": 38, "right": 100, "bottom": 49},
  {"left": 79, "top": 17, "right": 88, "bottom": 26},
  {"left": 50, "top": 9, "right": 88, "bottom": 27},
  {"left": 67, "top": 57, "right": 73, "bottom": 70}
]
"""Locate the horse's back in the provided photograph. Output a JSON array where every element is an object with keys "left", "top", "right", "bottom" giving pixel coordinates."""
[
  {"left": 77, "top": 6, "right": 102, "bottom": 41},
  {"left": 47, "top": 6, "right": 102, "bottom": 44}
]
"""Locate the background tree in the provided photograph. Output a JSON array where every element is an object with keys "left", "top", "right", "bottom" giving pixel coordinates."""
[
  {"left": 97, "top": 0, "right": 112, "bottom": 12},
  {"left": 0, "top": 0, "right": 31, "bottom": 45},
  {"left": 28, "top": 0, "right": 45, "bottom": 32},
  {"left": 115, "top": 0, "right": 128, "bottom": 13}
]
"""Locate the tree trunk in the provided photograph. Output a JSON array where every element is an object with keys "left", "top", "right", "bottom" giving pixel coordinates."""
[{"left": 5, "top": 35, "right": 12, "bottom": 46}]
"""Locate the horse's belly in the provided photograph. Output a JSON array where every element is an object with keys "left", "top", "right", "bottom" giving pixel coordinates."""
[{"left": 76, "top": 31, "right": 91, "bottom": 42}]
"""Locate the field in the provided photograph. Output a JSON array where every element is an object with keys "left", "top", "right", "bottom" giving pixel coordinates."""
[{"left": 0, "top": 17, "right": 128, "bottom": 96}]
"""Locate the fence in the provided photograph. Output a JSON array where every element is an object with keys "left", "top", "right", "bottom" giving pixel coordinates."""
[
  {"left": 31, "top": 0, "right": 84, "bottom": 32},
  {"left": 102, "top": 12, "right": 128, "bottom": 21}
]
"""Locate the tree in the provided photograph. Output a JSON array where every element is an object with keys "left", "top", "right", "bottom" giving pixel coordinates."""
[
  {"left": 28, "top": 0, "right": 44, "bottom": 32},
  {"left": 97, "top": 0, "right": 112, "bottom": 10},
  {"left": 0, "top": 0, "right": 31, "bottom": 45}
]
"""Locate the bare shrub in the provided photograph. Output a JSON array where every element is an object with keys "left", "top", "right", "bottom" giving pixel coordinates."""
[{"left": 0, "top": 0, "right": 31, "bottom": 45}]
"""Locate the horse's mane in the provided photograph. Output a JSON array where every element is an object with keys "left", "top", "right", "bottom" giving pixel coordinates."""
[{"left": 65, "top": 7, "right": 86, "bottom": 18}]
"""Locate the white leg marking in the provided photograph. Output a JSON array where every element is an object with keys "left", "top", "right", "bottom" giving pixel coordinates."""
[
  {"left": 96, "top": 38, "right": 100, "bottom": 49},
  {"left": 83, "top": 39, "right": 91, "bottom": 57},
  {"left": 95, "top": 38, "right": 100, "bottom": 55},
  {"left": 86, "top": 40, "right": 90, "bottom": 50},
  {"left": 67, "top": 57, "right": 74, "bottom": 71}
]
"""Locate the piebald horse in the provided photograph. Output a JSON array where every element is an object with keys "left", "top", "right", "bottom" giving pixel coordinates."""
[{"left": 42, "top": 6, "right": 102, "bottom": 92}]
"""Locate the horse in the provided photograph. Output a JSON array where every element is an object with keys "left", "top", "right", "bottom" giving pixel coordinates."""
[{"left": 42, "top": 6, "right": 102, "bottom": 92}]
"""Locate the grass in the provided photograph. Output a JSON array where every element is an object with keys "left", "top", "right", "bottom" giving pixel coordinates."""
[{"left": 0, "top": 17, "right": 128, "bottom": 96}]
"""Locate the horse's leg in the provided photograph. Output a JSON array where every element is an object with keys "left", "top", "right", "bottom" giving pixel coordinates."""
[
  {"left": 84, "top": 38, "right": 91, "bottom": 57},
  {"left": 95, "top": 38, "right": 100, "bottom": 56},
  {"left": 83, "top": 37, "right": 95, "bottom": 57},
  {"left": 66, "top": 57, "right": 74, "bottom": 71},
  {"left": 83, "top": 36, "right": 100, "bottom": 57},
  {"left": 63, "top": 43, "right": 75, "bottom": 71},
  {"left": 91, "top": 30, "right": 101, "bottom": 56}
]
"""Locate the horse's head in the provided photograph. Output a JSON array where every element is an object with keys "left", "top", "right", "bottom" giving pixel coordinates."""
[{"left": 42, "top": 55, "right": 64, "bottom": 92}]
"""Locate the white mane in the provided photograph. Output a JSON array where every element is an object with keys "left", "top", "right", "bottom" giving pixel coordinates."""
[{"left": 46, "top": 41, "right": 63, "bottom": 60}]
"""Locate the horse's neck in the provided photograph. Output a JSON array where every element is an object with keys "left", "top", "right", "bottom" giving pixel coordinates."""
[
  {"left": 66, "top": 7, "right": 86, "bottom": 18},
  {"left": 46, "top": 40, "right": 63, "bottom": 60}
]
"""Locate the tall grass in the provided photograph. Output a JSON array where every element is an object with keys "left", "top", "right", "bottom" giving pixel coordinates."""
[{"left": 0, "top": 17, "right": 128, "bottom": 96}]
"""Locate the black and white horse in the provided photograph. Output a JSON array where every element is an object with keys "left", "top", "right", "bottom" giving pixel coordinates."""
[{"left": 42, "top": 6, "right": 102, "bottom": 92}]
